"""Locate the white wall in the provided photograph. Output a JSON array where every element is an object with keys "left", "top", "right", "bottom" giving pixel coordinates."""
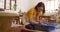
[
  {"left": 17, "top": 0, "right": 33, "bottom": 12},
  {"left": 58, "top": 0, "right": 60, "bottom": 4}
]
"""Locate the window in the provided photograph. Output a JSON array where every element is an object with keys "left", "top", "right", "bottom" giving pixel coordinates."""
[
  {"left": 0, "top": 0, "right": 4, "bottom": 9},
  {"left": 45, "top": 0, "right": 58, "bottom": 11},
  {"left": 0, "top": 0, "right": 16, "bottom": 10}
]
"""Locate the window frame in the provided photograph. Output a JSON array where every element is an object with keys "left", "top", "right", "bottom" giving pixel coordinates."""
[{"left": 4, "top": 0, "right": 16, "bottom": 10}]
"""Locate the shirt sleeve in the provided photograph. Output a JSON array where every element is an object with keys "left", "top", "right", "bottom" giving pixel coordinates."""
[{"left": 26, "top": 8, "right": 34, "bottom": 20}]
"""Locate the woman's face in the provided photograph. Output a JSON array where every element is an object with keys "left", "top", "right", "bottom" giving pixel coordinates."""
[{"left": 37, "top": 6, "right": 43, "bottom": 12}]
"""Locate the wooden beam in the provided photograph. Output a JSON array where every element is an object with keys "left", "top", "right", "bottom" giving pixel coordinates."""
[
  {"left": 10, "top": 0, "right": 12, "bottom": 10},
  {"left": 15, "top": 0, "right": 16, "bottom": 4},
  {"left": 4, "top": 0, "right": 6, "bottom": 9}
]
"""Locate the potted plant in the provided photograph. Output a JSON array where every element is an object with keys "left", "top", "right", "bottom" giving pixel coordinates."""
[{"left": 13, "top": 3, "right": 17, "bottom": 11}]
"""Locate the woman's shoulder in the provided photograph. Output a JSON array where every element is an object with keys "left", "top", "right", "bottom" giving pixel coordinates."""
[
  {"left": 26, "top": 7, "right": 35, "bottom": 14},
  {"left": 29, "top": 7, "right": 35, "bottom": 11}
]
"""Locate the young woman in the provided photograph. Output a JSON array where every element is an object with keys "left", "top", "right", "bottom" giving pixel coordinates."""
[
  {"left": 26, "top": 2, "right": 45, "bottom": 29},
  {"left": 26, "top": 2, "right": 55, "bottom": 32},
  {"left": 26, "top": 2, "right": 45, "bottom": 24}
]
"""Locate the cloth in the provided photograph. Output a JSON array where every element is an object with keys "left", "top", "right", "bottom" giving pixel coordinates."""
[
  {"left": 25, "top": 22, "right": 56, "bottom": 32},
  {"left": 51, "top": 24, "right": 60, "bottom": 32}
]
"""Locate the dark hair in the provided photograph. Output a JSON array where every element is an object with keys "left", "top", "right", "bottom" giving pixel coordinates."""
[{"left": 35, "top": 2, "right": 45, "bottom": 14}]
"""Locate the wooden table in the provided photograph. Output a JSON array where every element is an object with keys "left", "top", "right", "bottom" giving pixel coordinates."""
[{"left": 0, "top": 11, "right": 19, "bottom": 32}]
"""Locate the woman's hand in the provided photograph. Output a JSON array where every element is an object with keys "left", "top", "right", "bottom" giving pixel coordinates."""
[{"left": 29, "top": 18, "right": 39, "bottom": 24}]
